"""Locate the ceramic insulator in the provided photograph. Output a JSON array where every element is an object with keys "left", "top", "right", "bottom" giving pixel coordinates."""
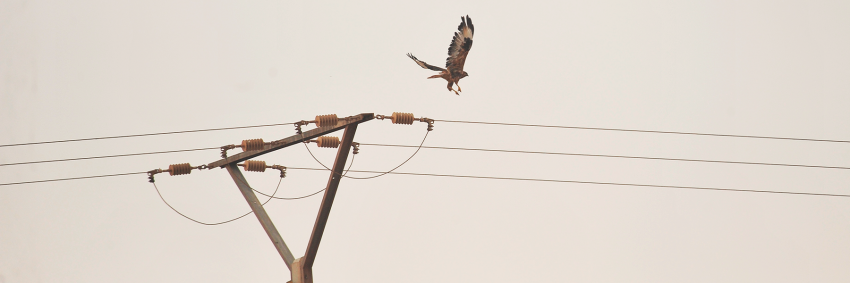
[
  {"left": 316, "top": 136, "right": 341, "bottom": 148},
  {"left": 315, "top": 114, "right": 339, "bottom": 127},
  {"left": 243, "top": 160, "right": 267, "bottom": 172},
  {"left": 241, "top": 139, "right": 265, "bottom": 151},
  {"left": 391, "top": 112, "right": 415, "bottom": 124},
  {"left": 168, "top": 163, "right": 193, "bottom": 176}
]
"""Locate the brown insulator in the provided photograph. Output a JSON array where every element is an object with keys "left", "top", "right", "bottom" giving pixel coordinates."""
[
  {"left": 241, "top": 139, "right": 265, "bottom": 151},
  {"left": 168, "top": 163, "right": 193, "bottom": 176},
  {"left": 243, "top": 160, "right": 267, "bottom": 172},
  {"left": 315, "top": 114, "right": 339, "bottom": 127},
  {"left": 316, "top": 136, "right": 341, "bottom": 148},
  {"left": 391, "top": 112, "right": 415, "bottom": 125}
]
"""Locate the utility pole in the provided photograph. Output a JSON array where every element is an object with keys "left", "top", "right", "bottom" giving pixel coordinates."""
[
  {"left": 205, "top": 113, "right": 374, "bottom": 282},
  {"left": 149, "top": 112, "right": 429, "bottom": 282}
]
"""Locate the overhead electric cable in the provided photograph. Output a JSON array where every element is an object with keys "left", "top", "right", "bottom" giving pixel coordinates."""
[
  {"left": 0, "top": 147, "right": 220, "bottom": 167},
  {"left": 3, "top": 167, "right": 848, "bottom": 198},
  {"left": 4, "top": 141, "right": 846, "bottom": 172},
  {"left": 152, "top": 177, "right": 282, "bottom": 225},
  {"left": 0, "top": 122, "right": 294, "bottom": 148},
  {"left": 305, "top": 131, "right": 429, "bottom": 179},
  {"left": 434, "top": 119, "right": 850, "bottom": 144},
  {"left": 5, "top": 118, "right": 845, "bottom": 149},
  {"left": 251, "top": 151, "right": 357, "bottom": 200},
  {"left": 252, "top": 187, "right": 326, "bottom": 200},
  {"left": 0, "top": 171, "right": 147, "bottom": 186},
  {"left": 287, "top": 167, "right": 850, "bottom": 198},
  {"left": 358, "top": 143, "right": 850, "bottom": 170}
]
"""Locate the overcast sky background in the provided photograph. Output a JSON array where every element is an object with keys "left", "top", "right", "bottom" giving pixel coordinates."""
[{"left": 2, "top": 0, "right": 850, "bottom": 282}]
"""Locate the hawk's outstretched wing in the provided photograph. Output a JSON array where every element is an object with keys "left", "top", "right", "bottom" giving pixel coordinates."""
[
  {"left": 445, "top": 15, "right": 474, "bottom": 74},
  {"left": 407, "top": 53, "right": 446, "bottom": 71}
]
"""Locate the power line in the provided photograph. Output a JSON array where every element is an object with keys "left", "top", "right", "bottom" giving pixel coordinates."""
[
  {"left": 359, "top": 143, "right": 850, "bottom": 170},
  {"left": 0, "top": 147, "right": 219, "bottom": 167},
  {"left": 434, "top": 119, "right": 850, "bottom": 144},
  {"left": 6, "top": 117, "right": 847, "bottom": 150},
  {"left": 152, "top": 177, "right": 282, "bottom": 225},
  {"left": 286, "top": 167, "right": 850, "bottom": 198},
  {"left": 0, "top": 122, "right": 294, "bottom": 148},
  {"left": 0, "top": 170, "right": 318, "bottom": 225},
  {"left": 0, "top": 171, "right": 147, "bottom": 186},
  {"left": 5, "top": 142, "right": 847, "bottom": 171},
  {"left": 250, "top": 149, "right": 360, "bottom": 200},
  {"left": 4, "top": 139, "right": 846, "bottom": 175},
  {"left": 3, "top": 167, "right": 847, "bottom": 198},
  {"left": 305, "top": 131, "right": 430, "bottom": 179},
  {"left": 252, "top": 187, "right": 326, "bottom": 200}
]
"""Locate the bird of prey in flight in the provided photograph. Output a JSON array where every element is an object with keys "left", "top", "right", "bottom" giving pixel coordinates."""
[{"left": 407, "top": 15, "right": 474, "bottom": 95}]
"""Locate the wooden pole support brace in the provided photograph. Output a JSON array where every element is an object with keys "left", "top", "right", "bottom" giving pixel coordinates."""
[
  {"left": 297, "top": 123, "right": 359, "bottom": 283},
  {"left": 226, "top": 163, "right": 296, "bottom": 269}
]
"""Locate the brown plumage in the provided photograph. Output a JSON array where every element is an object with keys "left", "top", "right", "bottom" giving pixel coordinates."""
[{"left": 407, "top": 15, "right": 474, "bottom": 95}]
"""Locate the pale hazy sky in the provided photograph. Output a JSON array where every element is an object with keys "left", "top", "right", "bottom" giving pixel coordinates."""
[{"left": 2, "top": 0, "right": 850, "bottom": 282}]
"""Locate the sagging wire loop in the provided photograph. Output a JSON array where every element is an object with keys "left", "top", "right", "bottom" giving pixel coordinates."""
[{"left": 304, "top": 112, "right": 432, "bottom": 180}]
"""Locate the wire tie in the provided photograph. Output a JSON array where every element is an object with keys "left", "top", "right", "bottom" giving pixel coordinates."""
[
  {"left": 352, "top": 142, "right": 360, "bottom": 154},
  {"left": 147, "top": 168, "right": 163, "bottom": 183},
  {"left": 220, "top": 144, "right": 237, "bottom": 158},
  {"left": 294, "top": 121, "right": 310, "bottom": 134},
  {"left": 271, "top": 165, "right": 287, "bottom": 178},
  {"left": 420, "top": 117, "right": 435, "bottom": 131}
]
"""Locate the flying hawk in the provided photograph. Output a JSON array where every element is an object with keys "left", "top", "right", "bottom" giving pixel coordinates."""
[{"left": 407, "top": 15, "right": 474, "bottom": 95}]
